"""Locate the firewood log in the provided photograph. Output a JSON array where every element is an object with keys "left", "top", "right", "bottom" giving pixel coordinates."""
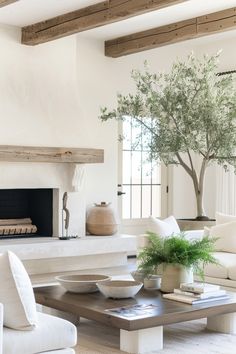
[
  {"left": 0, "top": 224, "right": 37, "bottom": 235},
  {"left": 0, "top": 218, "right": 32, "bottom": 226}
]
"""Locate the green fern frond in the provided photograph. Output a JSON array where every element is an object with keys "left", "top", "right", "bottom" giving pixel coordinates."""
[{"left": 138, "top": 233, "right": 218, "bottom": 278}]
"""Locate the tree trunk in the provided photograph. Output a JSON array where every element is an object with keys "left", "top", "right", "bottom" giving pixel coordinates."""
[
  {"left": 195, "top": 190, "right": 207, "bottom": 220},
  {"left": 193, "top": 158, "right": 209, "bottom": 221},
  {"left": 175, "top": 153, "right": 209, "bottom": 220}
]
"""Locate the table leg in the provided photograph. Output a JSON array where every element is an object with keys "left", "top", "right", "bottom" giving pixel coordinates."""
[
  {"left": 207, "top": 312, "right": 236, "bottom": 334},
  {"left": 120, "top": 326, "right": 163, "bottom": 354}
]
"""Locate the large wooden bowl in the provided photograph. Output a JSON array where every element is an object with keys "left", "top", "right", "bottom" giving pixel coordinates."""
[{"left": 56, "top": 274, "right": 111, "bottom": 293}]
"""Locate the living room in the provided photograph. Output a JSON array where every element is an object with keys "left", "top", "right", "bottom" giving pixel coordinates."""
[{"left": 1, "top": 0, "right": 236, "bottom": 353}]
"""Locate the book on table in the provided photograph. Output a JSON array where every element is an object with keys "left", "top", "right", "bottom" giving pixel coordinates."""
[
  {"left": 162, "top": 292, "right": 230, "bottom": 305},
  {"left": 180, "top": 282, "right": 220, "bottom": 294},
  {"left": 174, "top": 288, "right": 226, "bottom": 299}
]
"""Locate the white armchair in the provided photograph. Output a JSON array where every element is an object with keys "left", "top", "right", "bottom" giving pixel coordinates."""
[
  {"left": 0, "top": 251, "right": 77, "bottom": 354},
  {"left": 0, "top": 302, "right": 77, "bottom": 354}
]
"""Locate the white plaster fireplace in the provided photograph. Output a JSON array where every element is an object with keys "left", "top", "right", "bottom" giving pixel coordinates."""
[
  {"left": 0, "top": 147, "right": 136, "bottom": 280},
  {"left": 0, "top": 161, "right": 86, "bottom": 238}
]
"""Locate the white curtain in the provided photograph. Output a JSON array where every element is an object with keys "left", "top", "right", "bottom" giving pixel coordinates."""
[{"left": 216, "top": 164, "right": 236, "bottom": 214}]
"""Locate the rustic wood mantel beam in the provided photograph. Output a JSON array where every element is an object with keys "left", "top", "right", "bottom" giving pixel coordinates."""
[
  {"left": 21, "top": 0, "right": 187, "bottom": 45},
  {"left": 0, "top": 145, "right": 104, "bottom": 164},
  {"left": 0, "top": 0, "right": 18, "bottom": 7},
  {"left": 105, "top": 7, "right": 236, "bottom": 57}
]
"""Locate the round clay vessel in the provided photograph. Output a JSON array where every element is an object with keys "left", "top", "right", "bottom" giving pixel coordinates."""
[
  {"left": 161, "top": 264, "right": 193, "bottom": 293},
  {"left": 86, "top": 202, "right": 118, "bottom": 236}
]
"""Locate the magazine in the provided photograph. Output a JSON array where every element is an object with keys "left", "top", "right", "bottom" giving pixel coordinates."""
[{"left": 105, "top": 304, "right": 158, "bottom": 318}]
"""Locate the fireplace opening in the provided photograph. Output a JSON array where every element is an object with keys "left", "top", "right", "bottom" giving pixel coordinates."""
[{"left": 0, "top": 189, "right": 53, "bottom": 239}]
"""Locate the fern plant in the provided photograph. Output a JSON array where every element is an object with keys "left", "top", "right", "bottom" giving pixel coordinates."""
[{"left": 138, "top": 232, "right": 218, "bottom": 278}]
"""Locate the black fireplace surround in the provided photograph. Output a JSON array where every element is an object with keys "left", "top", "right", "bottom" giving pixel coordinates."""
[{"left": 0, "top": 189, "right": 53, "bottom": 238}]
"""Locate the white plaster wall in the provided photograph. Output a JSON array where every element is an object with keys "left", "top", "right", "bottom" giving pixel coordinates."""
[
  {"left": 75, "top": 37, "right": 118, "bottom": 208},
  {"left": 0, "top": 25, "right": 118, "bottom": 236}
]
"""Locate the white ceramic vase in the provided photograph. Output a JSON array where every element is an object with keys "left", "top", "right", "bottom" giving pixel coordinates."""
[{"left": 161, "top": 264, "right": 193, "bottom": 293}]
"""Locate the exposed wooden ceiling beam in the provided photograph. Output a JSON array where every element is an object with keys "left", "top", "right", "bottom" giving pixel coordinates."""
[
  {"left": 105, "top": 7, "right": 236, "bottom": 57},
  {"left": 0, "top": 0, "right": 18, "bottom": 7},
  {"left": 21, "top": 0, "right": 187, "bottom": 46}
]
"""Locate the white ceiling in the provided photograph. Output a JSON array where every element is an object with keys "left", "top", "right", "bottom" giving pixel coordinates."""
[
  {"left": 0, "top": 0, "right": 102, "bottom": 26},
  {"left": 0, "top": 0, "right": 236, "bottom": 41}
]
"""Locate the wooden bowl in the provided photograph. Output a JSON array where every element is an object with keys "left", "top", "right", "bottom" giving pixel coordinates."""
[
  {"left": 56, "top": 274, "right": 111, "bottom": 293},
  {"left": 97, "top": 280, "right": 143, "bottom": 299}
]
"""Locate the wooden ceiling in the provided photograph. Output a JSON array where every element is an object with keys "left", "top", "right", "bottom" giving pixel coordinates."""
[{"left": 2, "top": 0, "right": 236, "bottom": 57}]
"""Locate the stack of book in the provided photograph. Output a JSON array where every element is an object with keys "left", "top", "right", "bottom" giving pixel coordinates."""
[{"left": 163, "top": 282, "right": 229, "bottom": 304}]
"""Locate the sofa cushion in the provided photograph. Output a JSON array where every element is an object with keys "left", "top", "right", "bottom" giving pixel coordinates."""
[
  {"left": 203, "top": 252, "right": 236, "bottom": 279},
  {"left": 209, "top": 221, "right": 236, "bottom": 253},
  {"left": 216, "top": 212, "right": 236, "bottom": 225},
  {"left": 0, "top": 251, "right": 37, "bottom": 330},
  {"left": 3, "top": 312, "right": 77, "bottom": 354},
  {"left": 147, "top": 216, "right": 180, "bottom": 237}
]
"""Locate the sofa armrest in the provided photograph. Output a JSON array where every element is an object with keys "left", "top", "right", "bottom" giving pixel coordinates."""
[{"left": 0, "top": 303, "right": 3, "bottom": 354}]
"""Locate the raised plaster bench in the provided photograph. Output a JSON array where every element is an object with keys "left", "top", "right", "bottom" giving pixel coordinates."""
[{"left": 0, "top": 234, "right": 136, "bottom": 281}]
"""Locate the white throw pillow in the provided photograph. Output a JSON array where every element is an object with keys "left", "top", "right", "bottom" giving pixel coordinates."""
[
  {"left": 147, "top": 216, "right": 180, "bottom": 237},
  {"left": 209, "top": 221, "right": 236, "bottom": 253},
  {"left": 0, "top": 251, "right": 38, "bottom": 330},
  {"left": 203, "top": 226, "right": 210, "bottom": 237},
  {"left": 216, "top": 212, "right": 236, "bottom": 225}
]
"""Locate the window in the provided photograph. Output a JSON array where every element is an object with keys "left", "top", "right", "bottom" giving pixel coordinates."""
[{"left": 119, "top": 116, "right": 162, "bottom": 219}]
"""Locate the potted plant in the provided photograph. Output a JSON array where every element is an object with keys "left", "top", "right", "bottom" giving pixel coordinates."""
[
  {"left": 138, "top": 233, "right": 217, "bottom": 292},
  {"left": 99, "top": 53, "right": 236, "bottom": 220}
]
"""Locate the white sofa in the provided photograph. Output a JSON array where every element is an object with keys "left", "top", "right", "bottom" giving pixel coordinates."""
[
  {"left": 197, "top": 252, "right": 236, "bottom": 290},
  {"left": 0, "top": 303, "right": 77, "bottom": 354},
  {"left": 196, "top": 218, "right": 236, "bottom": 290}
]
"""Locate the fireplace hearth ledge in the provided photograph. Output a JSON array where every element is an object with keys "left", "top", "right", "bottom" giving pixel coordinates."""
[
  {"left": 0, "top": 234, "right": 136, "bottom": 276},
  {"left": 0, "top": 234, "right": 136, "bottom": 260}
]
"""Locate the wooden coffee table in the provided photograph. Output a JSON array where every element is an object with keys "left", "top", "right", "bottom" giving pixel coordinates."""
[{"left": 34, "top": 286, "right": 236, "bottom": 354}]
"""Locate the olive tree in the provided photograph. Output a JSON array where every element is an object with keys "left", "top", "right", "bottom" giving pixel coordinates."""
[{"left": 100, "top": 53, "right": 236, "bottom": 220}]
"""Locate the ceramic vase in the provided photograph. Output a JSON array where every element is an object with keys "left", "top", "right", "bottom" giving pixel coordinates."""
[
  {"left": 86, "top": 202, "right": 118, "bottom": 236},
  {"left": 160, "top": 264, "right": 193, "bottom": 293}
]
